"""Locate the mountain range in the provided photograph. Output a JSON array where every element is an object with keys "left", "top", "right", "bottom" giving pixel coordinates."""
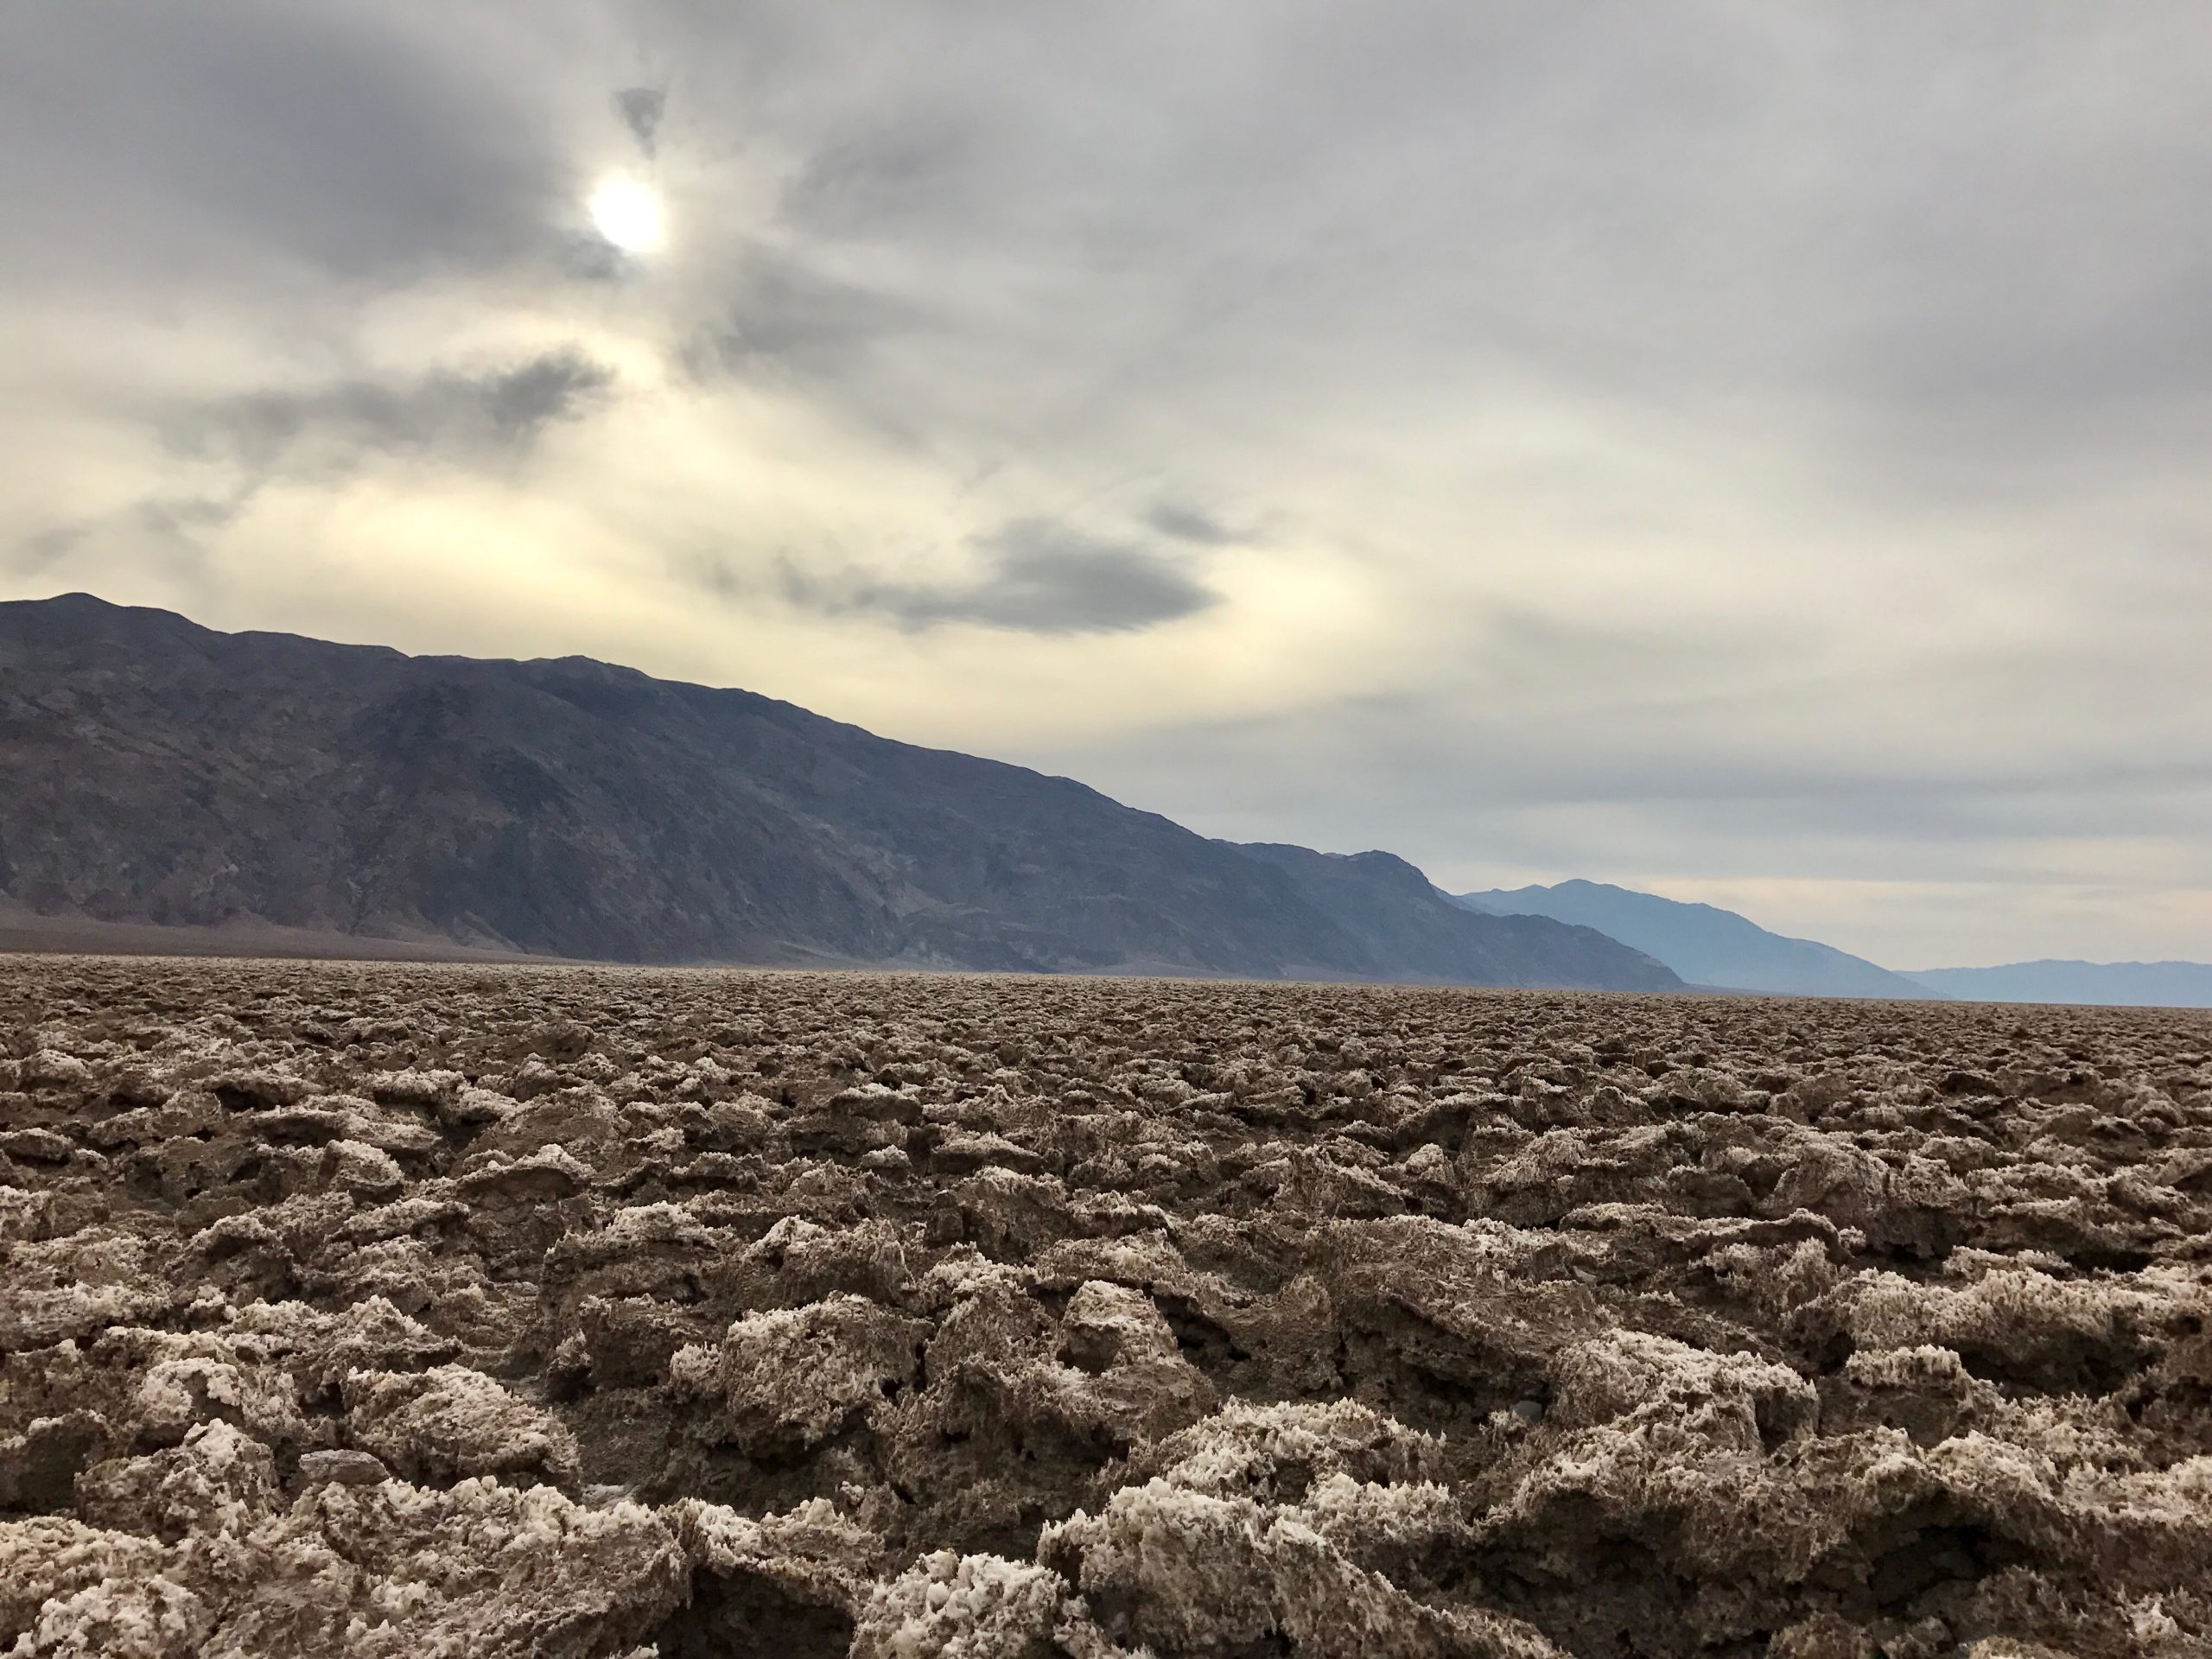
[
  {"left": 1455, "top": 880, "right": 1940, "bottom": 999},
  {"left": 0, "top": 594, "right": 1679, "bottom": 991},
  {"left": 1458, "top": 880, "right": 2212, "bottom": 1010},
  {"left": 1901, "top": 961, "right": 2212, "bottom": 1008},
  {"left": 7, "top": 594, "right": 2200, "bottom": 1004}
]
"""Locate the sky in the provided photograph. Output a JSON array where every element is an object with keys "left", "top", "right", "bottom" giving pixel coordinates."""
[{"left": 2, "top": 1, "right": 2208, "bottom": 970}]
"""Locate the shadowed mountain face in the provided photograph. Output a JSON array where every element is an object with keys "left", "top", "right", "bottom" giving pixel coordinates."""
[
  {"left": 1456, "top": 878, "right": 1939, "bottom": 1000},
  {"left": 1904, "top": 961, "right": 2212, "bottom": 1008},
  {"left": 0, "top": 594, "right": 1681, "bottom": 989}
]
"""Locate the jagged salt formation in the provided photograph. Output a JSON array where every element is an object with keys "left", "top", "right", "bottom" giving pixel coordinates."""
[{"left": 3, "top": 958, "right": 2209, "bottom": 1656}]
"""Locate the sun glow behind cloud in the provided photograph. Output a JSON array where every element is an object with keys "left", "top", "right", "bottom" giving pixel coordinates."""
[{"left": 588, "top": 175, "right": 664, "bottom": 254}]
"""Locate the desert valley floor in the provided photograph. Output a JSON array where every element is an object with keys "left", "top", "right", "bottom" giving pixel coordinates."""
[{"left": 3, "top": 957, "right": 2210, "bottom": 1658}]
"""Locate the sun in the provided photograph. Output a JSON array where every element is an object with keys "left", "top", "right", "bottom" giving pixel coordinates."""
[{"left": 588, "top": 175, "right": 665, "bottom": 254}]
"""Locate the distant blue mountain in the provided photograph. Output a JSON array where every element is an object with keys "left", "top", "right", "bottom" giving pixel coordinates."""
[
  {"left": 1902, "top": 961, "right": 2212, "bottom": 1008},
  {"left": 1454, "top": 879, "right": 1942, "bottom": 1000}
]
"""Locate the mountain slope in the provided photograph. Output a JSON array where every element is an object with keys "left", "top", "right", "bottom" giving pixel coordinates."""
[
  {"left": 1237, "top": 846, "right": 1679, "bottom": 993},
  {"left": 1455, "top": 879, "right": 1938, "bottom": 999},
  {"left": 0, "top": 594, "right": 1681, "bottom": 989},
  {"left": 1903, "top": 961, "right": 2212, "bottom": 1008}
]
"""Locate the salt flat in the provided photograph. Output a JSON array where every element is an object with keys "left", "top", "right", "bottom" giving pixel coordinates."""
[{"left": 3, "top": 957, "right": 2209, "bottom": 1656}]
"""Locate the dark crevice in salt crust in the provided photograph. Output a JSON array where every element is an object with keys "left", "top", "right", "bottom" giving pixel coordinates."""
[{"left": 2, "top": 957, "right": 2209, "bottom": 1656}]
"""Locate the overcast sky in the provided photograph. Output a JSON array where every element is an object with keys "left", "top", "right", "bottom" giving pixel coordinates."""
[{"left": 3, "top": 1, "right": 2208, "bottom": 968}]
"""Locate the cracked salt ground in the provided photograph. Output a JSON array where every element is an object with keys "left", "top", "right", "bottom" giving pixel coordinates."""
[{"left": 2, "top": 957, "right": 2209, "bottom": 1656}]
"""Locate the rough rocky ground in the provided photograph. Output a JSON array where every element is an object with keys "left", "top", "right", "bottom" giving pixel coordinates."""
[{"left": 3, "top": 957, "right": 2209, "bottom": 1659}]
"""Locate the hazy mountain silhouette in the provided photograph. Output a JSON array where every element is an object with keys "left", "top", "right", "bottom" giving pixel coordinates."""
[
  {"left": 1236, "top": 845, "right": 1680, "bottom": 992},
  {"left": 1455, "top": 879, "right": 1939, "bottom": 999},
  {"left": 0, "top": 594, "right": 1681, "bottom": 990},
  {"left": 1903, "top": 961, "right": 2212, "bottom": 1008}
]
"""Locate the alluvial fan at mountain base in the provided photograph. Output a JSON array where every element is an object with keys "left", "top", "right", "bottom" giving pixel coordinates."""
[{"left": 4, "top": 957, "right": 2211, "bottom": 1657}]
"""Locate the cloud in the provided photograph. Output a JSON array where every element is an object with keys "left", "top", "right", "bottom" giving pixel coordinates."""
[
  {"left": 168, "top": 350, "right": 615, "bottom": 480},
  {"left": 780, "top": 113, "right": 982, "bottom": 239},
  {"left": 4, "top": 528, "right": 82, "bottom": 578},
  {"left": 781, "top": 519, "right": 1218, "bottom": 634},
  {"left": 614, "top": 86, "right": 666, "bottom": 157},
  {"left": 681, "top": 250, "right": 918, "bottom": 380},
  {"left": 3, "top": 0, "right": 2209, "bottom": 964},
  {"left": 1146, "top": 502, "right": 1239, "bottom": 545},
  {"left": 0, "top": 3, "right": 560, "bottom": 283}
]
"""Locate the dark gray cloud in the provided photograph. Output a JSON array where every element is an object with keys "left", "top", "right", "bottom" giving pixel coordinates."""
[
  {"left": 169, "top": 350, "right": 614, "bottom": 480},
  {"left": 0, "top": 3, "right": 561, "bottom": 283},
  {"left": 1146, "top": 503, "right": 1239, "bottom": 545},
  {"left": 695, "top": 3, "right": 2212, "bottom": 505},
  {"left": 561, "top": 233, "right": 635, "bottom": 284},
  {"left": 614, "top": 86, "right": 666, "bottom": 157},
  {"left": 782, "top": 520, "right": 1217, "bottom": 634},
  {"left": 682, "top": 250, "right": 918, "bottom": 381},
  {"left": 19, "top": 349, "right": 612, "bottom": 585}
]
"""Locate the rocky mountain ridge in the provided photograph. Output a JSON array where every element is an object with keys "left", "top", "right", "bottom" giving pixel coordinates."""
[{"left": 0, "top": 594, "right": 1678, "bottom": 991}]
